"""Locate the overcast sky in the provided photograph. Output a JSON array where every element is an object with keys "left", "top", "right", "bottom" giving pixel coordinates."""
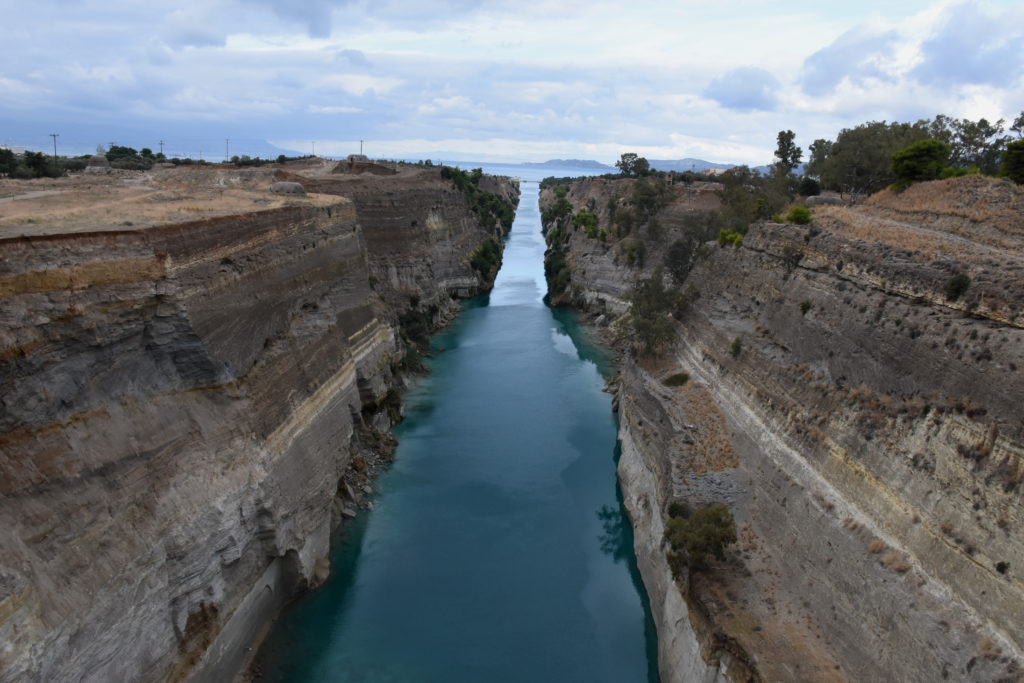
[{"left": 2, "top": 0, "right": 1022, "bottom": 164}]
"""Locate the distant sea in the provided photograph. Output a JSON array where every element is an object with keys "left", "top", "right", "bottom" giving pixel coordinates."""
[{"left": 404, "top": 160, "right": 614, "bottom": 184}]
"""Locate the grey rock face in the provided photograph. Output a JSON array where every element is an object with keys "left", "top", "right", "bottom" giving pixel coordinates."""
[
  {"left": 270, "top": 181, "right": 306, "bottom": 196},
  {"left": 0, "top": 171, "right": 520, "bottom": 682}
]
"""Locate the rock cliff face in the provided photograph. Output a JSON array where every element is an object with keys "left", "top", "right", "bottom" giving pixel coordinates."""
[
  {"left": 0, "top": 165, "right": 518, "bottom": 682},
  {"left": 543, "top": 175, "right": 1024, "bottom": 681}
]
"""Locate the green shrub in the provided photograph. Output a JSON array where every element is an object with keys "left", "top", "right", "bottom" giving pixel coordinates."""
[
  {"left": 664, "top": 502, "right": 737, "bottom": 574},
  {"left": 718, "top": 229, "right": 743, "bottom": 248},
  {"left": 800, "top": 300, "right": 813, "bottom": 316},
  {"left": 891, "top": 138, "right": 950, "bottom": 190},
  {"left": 1001, "top": 139, "right": 1024, "bottom": 184},
  {"left": 470, "top": 238, "right": 501, "bottom": 273},
  {"left": 786, "top": 205, "right": 812, "bottom": 225},
  {"left": 945, "top": 273, "right": 970, "bottom": 301},
  {"left": 730, "top": 337, "right": 742, "bottom": 358},
  {"left": 572, "top": 210, "right": 599, "bottom": 238},
  {"left": 771, "top": 213, "right": 784, "bottom": 223},
  {"left": 664, "top": 372, "right": 690, "bottom": 387}
]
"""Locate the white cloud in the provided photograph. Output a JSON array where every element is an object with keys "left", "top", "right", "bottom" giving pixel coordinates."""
[{"left": 2, "top": 0, "right": 1023, "bottom": 164}]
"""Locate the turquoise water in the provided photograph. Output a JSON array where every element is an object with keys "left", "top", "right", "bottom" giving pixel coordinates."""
[{"left": 254, "top": 180, "right": 658, "bottom": 682}]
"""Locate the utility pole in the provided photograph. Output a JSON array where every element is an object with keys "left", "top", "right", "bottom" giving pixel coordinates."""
[
  {"left": 360, "top": 139, "right": 363, "bottom": 155},
  {"left": 159, "top": 140, "right": 164, "bottom": 156},
  {"left": 225, "top": 139, "right": 230, "bottom": 162},
  {"left": 49, "top": 133, "right": 59, "bottom": 175},
  {"left": 311, "top": 141, "right": 315, "bottom": 157}
]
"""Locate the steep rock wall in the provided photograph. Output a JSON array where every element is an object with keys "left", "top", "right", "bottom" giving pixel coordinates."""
[
  {"left": 545, "top": 175, "right": 1024, "bottom": 682},
  {"left": 0, "top": 170, "right": 518, "bottom": 682}
]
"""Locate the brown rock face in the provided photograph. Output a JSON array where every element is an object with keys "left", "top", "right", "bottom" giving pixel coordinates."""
[
  {"left": 0, "top": 166, "right": 518, "bottom": 682},
  {"left": 545, "top": 175, "right": 1024, "bottom": 682}
]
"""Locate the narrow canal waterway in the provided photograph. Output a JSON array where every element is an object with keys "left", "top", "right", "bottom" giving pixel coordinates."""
[{"left": 254, "top": 178, "right": 658, "bottom": 682}]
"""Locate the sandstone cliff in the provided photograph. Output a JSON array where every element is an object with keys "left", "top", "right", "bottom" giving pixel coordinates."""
[
  {"left": 0, "top": 164, "right": 518, "bottom": 682},
  {"left": 543, "top": 174, "right": 1024, "bottom": 681}
]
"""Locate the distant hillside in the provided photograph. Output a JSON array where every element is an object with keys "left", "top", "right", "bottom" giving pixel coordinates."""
[
  {"left": 647, "top": 158, "right": 735, "bottom": 173},
  {"left": 522, "top": 159, "right": 614, "bottom": 169}
]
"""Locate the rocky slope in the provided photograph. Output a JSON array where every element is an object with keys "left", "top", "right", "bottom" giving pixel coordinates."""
[
  {"left": 0, "top": 164, "right": 518, "bottom": 682},
  {"left": 543, "top": 174, "right": 1024, "bottom": 681}
]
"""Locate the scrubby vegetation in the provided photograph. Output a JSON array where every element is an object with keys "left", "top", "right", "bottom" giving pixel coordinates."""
[
  {"left": 441, "top": 166, "right": 516, "bottom": 234},
  {"left": 786, "top": 205, "right": 812, "bottom": 225},
  {"left": 664, "top": 501, "right": 737, "bottom": 574},
  {"left": 470, "top": 238, "right": 501, "bottom": 274}
]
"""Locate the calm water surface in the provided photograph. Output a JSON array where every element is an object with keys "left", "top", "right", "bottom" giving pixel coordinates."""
[{"left": 254, "top": 176, "right": 658, "bottom": 682}]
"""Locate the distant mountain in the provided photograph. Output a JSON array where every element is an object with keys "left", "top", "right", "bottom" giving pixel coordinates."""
[
  {"left": 650, "top": 157, "right": 807, "bottom": 176},
  {"left": 647, "top": 158, "right": 735, "bottom": 173},
  {"left": 521, "top": 159, "right": 614, "bottom": 170}
]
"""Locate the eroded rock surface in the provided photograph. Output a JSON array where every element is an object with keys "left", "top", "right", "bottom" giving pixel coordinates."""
[
  {"left": 543, "top": 174, "right": 1024, "bottom": 682},
  {"left": 0, "top": 164, "right": 518, "bottom": 682}
]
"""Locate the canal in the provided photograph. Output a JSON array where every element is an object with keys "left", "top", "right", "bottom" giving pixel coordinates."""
[{"left": 254, "top": 176, "right": 658, "bottom": 682}]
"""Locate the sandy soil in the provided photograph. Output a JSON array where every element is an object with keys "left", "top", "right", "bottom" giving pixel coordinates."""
[{"left": 0, "top": 162, "right": 345, "bottom": 237}]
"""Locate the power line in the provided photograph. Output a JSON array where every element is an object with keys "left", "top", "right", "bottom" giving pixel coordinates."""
[{"left": 49, "top": 133, "right": 59, "bottom": 174}]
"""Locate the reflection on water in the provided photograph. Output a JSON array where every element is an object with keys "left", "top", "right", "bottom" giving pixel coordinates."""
[{"left": 254, "top": 179, "right": 658, "bottom": 683}]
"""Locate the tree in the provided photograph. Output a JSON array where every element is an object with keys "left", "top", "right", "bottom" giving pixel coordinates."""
[
  {"left": 928, "top": 114, "right": 1010, "bottom": 175},
  {"left": 805, "top": 138, "right": 832, "bottom": 179},
  {"left": 628, "top": 267, "right": 676, "bottom": 355},
  {"left": 773, "top": 129, "right": 802, "bottom": 175},
  {"left": 818, "top": 120, "right": 930, "bottom": 202},
  {"left": 891, "top": 139, "right": 950, "bottom": 190},
  {"left": 616, "top": 152, "right": 650, "bottom": 177},
  {"left": 0, "top": 148, "right": 15, "bottom": 176},
  {"left": 1001, "top": 139, "right": 1024, "bottom": 184},
  {"left": 1012, "top": 111, "right": 1024, "bottom": 139}
]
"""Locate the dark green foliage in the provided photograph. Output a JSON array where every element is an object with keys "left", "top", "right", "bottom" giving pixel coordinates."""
[
  {"left": 718, "top": 229, "right": 743, "bottom": 248},
  {"left": 666, "top": 500, "right": 692, "bottom": 519},
  {"left": 773, "top": 129, "right": 802, "bottom": 175},
  {"left": 629, "top": 267, "right": 677, "bottom": 355},
  {"left": 798, "top": 176, "right": 821, "bottom": 196},
  {"left": 945, "top": 273, "right": 971, "bottom": 302},
  {"left": 665, "top": 238, "right": 695, "bottom": 283},
  {"left": 277, "top": 154, "right": 288, "bottom": 164},
  {"left": 716, "top": 165, "right": 789, "bottom": 234},
  {"left": 541, "top": 194, "right": 573, "bottom": 231},
  {"left": 800, "top": 300, "right": 813, "bottom": 316},
  {"left": 441, "top": 166, "right": 516, "bottom": 234},
  {"left": 616, "top": 152, "right": 650, "bottom": 177},
  {"left": 891, "top": 139, "right": 950, "bottom": 190},
  {"left": 1001, "top": 139, "right": 1024, "bottom": 184},
  {"left": 470, "top": 238, "right": 501, "bottom": 274},
  {"left": 23, "top": 151, "right": 50, "bottom": 177},
  {"left": 663, "top": 372, "right": 690, "bottom": 387},
  {"left": 815, "top": 120, "right": 931, "bottom": 201},
  {"left": 572, "top": 210, "right": 599, "bottom": 238},
  {"left": 786, "top": 205, "right": 812, "bottom": 225},
  {"left": 0, "top": 148, "right": 16, "bottom": 176},
  {"left": 928, "top": 114, "right": 1010, "bottom": 175},
  {"left": 664, "top": 502, "right": 737, "bottom": 574},
  {"left": 730, "top": 337, "right": 742, "bottom": 358},
  {"left": 105, "top": 145, "right": 155, "bottom": 170},
  {"left": 631, "top": 176, "right": 669, "bottom": 222}
]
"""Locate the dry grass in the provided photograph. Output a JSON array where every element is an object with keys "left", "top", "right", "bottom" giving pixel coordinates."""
[
  {"left": 0, "top": 167, "right": 339, "bottom": 236},
  {"left": 868, "top": 540, "right": 887, "bottom": 554},
  {"left": 677, "top": 381, "right": 740, "bottom": 473}
]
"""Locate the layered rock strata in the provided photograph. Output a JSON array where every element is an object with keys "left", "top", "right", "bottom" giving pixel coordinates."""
[
  {"left": 545, "top": 175, "right": 1024, "bottom": 681},
  {"left": 0, "top": 166, "right": 517, "bottom": 682}
]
